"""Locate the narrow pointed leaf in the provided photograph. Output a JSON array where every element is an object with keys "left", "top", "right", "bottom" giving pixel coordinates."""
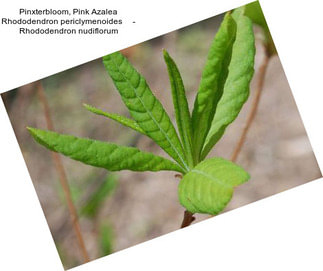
[
  {"left": 103, "top": 52, "right": 189, "bottom": 172},
  {"left": 178, "top": 157, "right": 249, "bottom": 215},
  {"left": 202, "top": 7, "right": 255, "bottom": 159},
  {"left": 191, "top": 13, "right": 237, "bottom": 162},
  {"left": 84, "top": 103, "right": 146, "bottom": 135},
  {"left": 28, "top": 127, "right": 185, "bottom": 173},
  {"left": 163, "top": 50, "right": 194, "bottom": 168}
]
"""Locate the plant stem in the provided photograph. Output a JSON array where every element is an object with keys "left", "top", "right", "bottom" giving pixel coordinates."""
[
  {"left": 230, "top": 51, "right": 270, "bottom": 162},
  {"left": 180, "top": 210, "right": 195, "bottom": 228},
  {"left": 36, "top": 81, "right": 90, "bottom": 263}
]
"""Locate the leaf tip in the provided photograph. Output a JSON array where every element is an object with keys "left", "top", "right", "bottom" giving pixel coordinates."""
[
  {"left": 26, "top": 126, "right": 36, "bottom": 135},
  {"left": 83, "top": 103, "right": 91, "bottom": 110},
  {"left": 162, "top": 49, "right": 170, "bottom": 59},
  {"left": 27, "top": 127, "right": 43, "bottom": 143},
  {"left": 83, "top": 103, "right": 97, "bottom": 115}
]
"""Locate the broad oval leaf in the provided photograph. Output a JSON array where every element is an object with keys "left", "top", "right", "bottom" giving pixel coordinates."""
[
  {"left": 84, "top": 103, "right": 146, "bottom": 135},
  {"left": 178, "top": 157, "right": 249, "bottom": 215},
  {"left": 103, "top": 52, "right": 189, "bottom": 172},
  {"left": 163, "top": 50, "right": 194, "bottom": 168},
  {"left": 201, "top": 7, "right": 255, "bottom": 159},
  {"left": 191, "top": 13, "right": 237, "bottom": 163},
  {"left": 28, "top": 127, "right": 185, "bottom": 173}
]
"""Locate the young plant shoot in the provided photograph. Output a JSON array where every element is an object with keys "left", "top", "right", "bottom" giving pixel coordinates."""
[{"left": 28, "top": 6, "right": 255, "bottom": 218}]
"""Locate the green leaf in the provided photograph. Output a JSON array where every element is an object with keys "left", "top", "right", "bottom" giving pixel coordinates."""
[
  {"left": 245, "top": 1, "right": 276, "bottom": 56},
  {"left": 178, "top": 157, "right": 249, "bottom": 215},
  {"left": 84, "top": 103, "right": 146, "bottom": 135},
  {"left": 163, "top": 50, "right": 194, "bottom": 168},
  {"left": 103, "top": 52, "right": 189, "bottom": 172},
  {"left": 28, "top": 127, "right": 185, "bottom": 173},
  {"left": 191, "top": 13, "right": 237, "bottom": 163},
  {"left": 80, "top": 174, "right": 117, "bottom": 218},
  {"left": 201, "top": 7, "right": 255, "bottom": 159}
]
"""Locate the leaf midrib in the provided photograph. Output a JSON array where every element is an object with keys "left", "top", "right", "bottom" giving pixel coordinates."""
[
  {"left": 168, "top": 60, "right": 193, "bottom": 167},
  {"left": 191, "top": 169, "right": 231, "bottom": 188},
  {"left": 109, "top": 56, "right": 189, "bottom": 172}
]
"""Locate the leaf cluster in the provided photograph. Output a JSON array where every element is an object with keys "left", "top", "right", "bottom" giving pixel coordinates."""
[{"left": 28, "top": 6, "right": 255, "bottom": 215}]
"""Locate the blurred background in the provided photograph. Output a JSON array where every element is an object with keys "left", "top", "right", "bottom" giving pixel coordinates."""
[{"left": 2, "top": 12, "right": 321, "bottom": 270}]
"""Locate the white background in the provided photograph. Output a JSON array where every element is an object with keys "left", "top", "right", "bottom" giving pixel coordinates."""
[{"left": 0, "top": 0, "right": 322, "bottom": 270}]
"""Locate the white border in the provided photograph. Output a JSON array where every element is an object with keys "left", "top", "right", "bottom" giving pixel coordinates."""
[
  {"left": 1, "top": 0, "right": 322, "bottom": 270},
  {"left": 0, "top": 0, "right": 250, "bottom": 92},
  {"left": 0, "top": 99, "right": 64, "bottom": 270},
  {"left": 71, "top": 179, "right": 323, "bottom": 271}
]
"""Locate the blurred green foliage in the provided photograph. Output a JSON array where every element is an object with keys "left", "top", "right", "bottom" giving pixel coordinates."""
[
  {"left": 99, "top": 221, "right": 114, "bottom": 256},
  {"left": 80, "top": 174, "right": 117, "bottom": 218},
  {"left": 245, "top": 1, "right": 277, "bottom": 56}
]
